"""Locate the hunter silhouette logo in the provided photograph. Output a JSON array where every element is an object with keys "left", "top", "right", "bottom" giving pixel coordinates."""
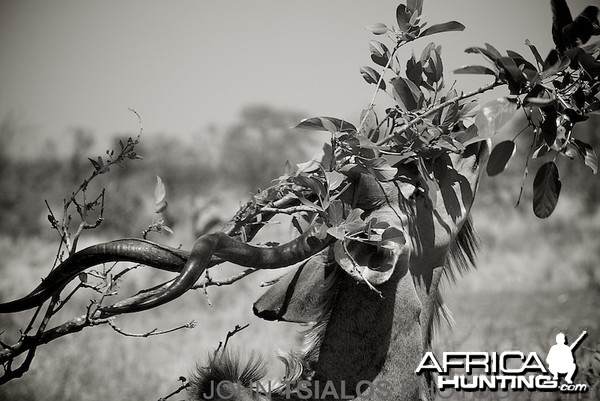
[
  {"left": 416, "top": 330, "right": 590, "bottom": 393},
  {"left": 546, "top": 330, "right": 587, "bottom": 384}
]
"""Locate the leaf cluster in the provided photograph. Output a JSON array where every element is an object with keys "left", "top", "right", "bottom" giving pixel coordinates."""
[
  {"left": 294, "top": 1, "right": 482, "bottom": 210},
  {"left": 464, "top": 40, "right": 600, "bottom": 217},
  {"left": 297, "top": 1, "right": 600, "bottom": 218}
]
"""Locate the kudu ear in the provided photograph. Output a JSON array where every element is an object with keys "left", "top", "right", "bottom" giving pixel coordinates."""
[{"left": 253, "top": 250, "right": 336, "bottom": 323}]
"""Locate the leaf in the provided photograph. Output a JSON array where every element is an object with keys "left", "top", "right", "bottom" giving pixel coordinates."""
[
  {"left": 540, "top": 106, "right": 557, "bottom": 147},
  {"left": 506, "top": 50, "right": 537, "bottom": 74},
  {"left": 360, "top": 157, "right": 398, "bottom": 182},
  {"left": 359, "top": 66, "right": 386, "bottom": 90},
  {"left": 326, "top": 171, "right": 346, "bottom": 192},
  {"left": 458, "top": 99, "right": 479, "bottom": 119},
  {"left": 295, "top": 117, "right": 357, "bottom": 134},
  {"left": 541, "top": 54, "right": 571, "bottom": 79},
  {"left": 88, "top": 157, "right": 101, "bottom": 171},
  {"left": 439, "top": 102, "right": 459, "bottom": 128},
  {"left": 391, "top": 77, "right": 422, "bottom": 111},
  {"left": 359, "top": 108, "right": 378, "bottom": 140},
  {"left": 573, "top": 139, "right": 598, "bottom": 175},
  {"left": 454, "top": 65, "right": 497, "bottom": 76},
  {"left": 420, "top": 21, "right": 465, "bottom": 37},
  {"left": 296, "top": 159, "right": 321, "bottom": 174},
  {"left": 437, "top": 134, "right": 464, "bottom": 153},
  {"left": 295, "top": 175, "right": 327, "bottom": 201},
  {"left": 525, "top": 39, "right": 544, "bottom": 66},
  {"left": 342, "top": 208, "right": 367, "bottom": 235},
  {"left": 465, "top": 46, "right": 499, "bottom": 62},
  {"left": 406, "top": 55, "right": 423, "bottom": 86},
  {"left": 369, "top": 40, "right": 390, "bottom": 67},
  {"left": 474, "top": 97, "right": 518, "bottom": 137},
  {"left": 284, "top": 160, "right": 295, "bottom": 176},
  {"left": 366, "top": 23, "right": 388, "bottom": 35},
  {"left": 420, "top": 42, "right": 436, "bottom": 64},
  {"left": 155, "top": 176, "right": 166, "bottom": 204},
  {"left": 455, "top": 124, "right": 479, "bottom": 144},
  {"left": 533, "top": 161, "right": 561, "bottom": 218},
  {"left": 485, "top": 43, "right": 503, "bottom": 59},
  {"left": 299, "top": 196, "right": 324, "bottom": 213},
  {"left": 396, "top": 4, "right": 411, "bottom": 31},
  {"left": 327, "top": 226, "right": 346, "bottom": 241},
  {"left": 423, "top": 45, "right": 443, "bottom": 83},
  {"left": 486, "top": 141, "right": 516, "bottom": 176},
  {"left": 154, "top": 175, "right": 168, "bottom": 213},
  {"left": 496, "top": 57, "right": 527, "bottom": 93},
  {"left": 407, "top": 0, "right": 424, "bottom": 16}
]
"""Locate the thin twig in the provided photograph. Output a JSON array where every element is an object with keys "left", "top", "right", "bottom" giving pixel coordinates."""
[
  {"left": 128, "top": 107, "right": 144, "bottom": 140},
  {"left": 107, "top": 319, "right": 197, "bottom": 338},
  {"left": 158, "top": 381, "right": 190, "bottom": 401},
  {"left": 112, "top": 263, "right": 142, "bottom": 282},
  {"left": 214, "top": 324, "right": 250, "bottom": 357},
  {"left": 358, "top": 43, "right": 403, "bottom": 133},
  {"left": 222, "top": 324, "right": 249, "bottom": 352},
  {"left": 191, "top": 268, "right": 258, "bottom": 290}
]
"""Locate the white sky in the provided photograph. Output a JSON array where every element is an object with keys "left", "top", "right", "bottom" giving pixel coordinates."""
[{"left": 0, "top": 0, "right": 594, "bottom": 156}]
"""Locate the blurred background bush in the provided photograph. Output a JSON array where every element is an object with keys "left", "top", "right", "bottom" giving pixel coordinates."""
[{"left": 0, "top": 107, "right": 599, "bottom": 400}]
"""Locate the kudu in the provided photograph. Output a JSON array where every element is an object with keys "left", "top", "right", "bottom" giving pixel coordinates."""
[{"left": 0, "top": 140, "right": 489, "bottom": 400}]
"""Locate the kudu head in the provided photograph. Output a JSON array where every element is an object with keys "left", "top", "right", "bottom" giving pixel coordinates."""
[
  {"left": 211, "top": 140, "right": 489, "bottom": 401},
  {"left": 253, "top": 140, "right": 488, "bottom": 325}
]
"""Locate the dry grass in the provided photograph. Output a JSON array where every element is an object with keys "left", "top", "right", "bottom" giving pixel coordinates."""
[{"left": 0, "top": 192, "right": 598, "bottom": 400}]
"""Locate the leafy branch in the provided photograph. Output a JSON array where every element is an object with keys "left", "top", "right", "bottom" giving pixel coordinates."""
[
  {"left": 1, "top": 0, "right": 599, "bottom": 391},
  {"left": 296, "top": 0, "right": 599, "bottom": 218}
]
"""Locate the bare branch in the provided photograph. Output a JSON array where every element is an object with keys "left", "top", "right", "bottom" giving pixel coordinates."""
[{"left": 0, "top": 312, "right": 110, "bottom": 369}]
